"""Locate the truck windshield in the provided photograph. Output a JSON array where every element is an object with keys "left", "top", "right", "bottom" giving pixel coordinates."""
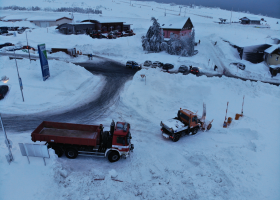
[{"left": 126, "top": 132, "right": 131, "bottom": 144}]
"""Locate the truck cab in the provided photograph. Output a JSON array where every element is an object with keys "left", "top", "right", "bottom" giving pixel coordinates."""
[
  {"left": 111, "top": 122, "right": 133, "bottom": 154},
  {"left": 177, "top": 109, "right": 200, "bottom": 129}
]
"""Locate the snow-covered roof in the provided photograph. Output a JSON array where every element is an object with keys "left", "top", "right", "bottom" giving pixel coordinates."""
[
  {"left": 240, "top": 16, "right": 260, "bottom": 21},
  {"left": 157, "top": 16, "right": 190, "bottom": 29},
  {"left": 265, "top": 44, "right": 280, "bottom": 54},
  {"left": 69, "top": 22, "right": 94, "bottom": 25},
  {"left": 28, "top": 16, "right": 72, "bottom": 22},
  {"left": 2, "top": 16, "right": 27, "bottom": 21}
]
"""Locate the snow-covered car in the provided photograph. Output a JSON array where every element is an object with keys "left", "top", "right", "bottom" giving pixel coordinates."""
[
  {"left": 230, "top": 62, "right": 246, "bottom": 70},
  {"left": 126, "top": 61, "right": 142, "bottom": 69},
  {"left": 178, "top": 65, "right": 189, "bottom": 73},
  {"left": 144, "top": 60, "right": 152, "bottom": 66},
  {"left": 152, "top": 61, "right": 163, "bottom": 68}
]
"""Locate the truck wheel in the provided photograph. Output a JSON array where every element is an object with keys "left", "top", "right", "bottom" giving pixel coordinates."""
[
  {"left": 207, "top": 124, "right": 212, "bottom": 130},
  {"left": 65, "top": 148, "right": 78, "bottom": 159},
  {"left": 108, "top": 151, "right": 120, "bottom": 162},
  {"left": 192, "top": 128, "right": 198, "bottom": 135},
  {"left": 53, "top": 146, "right": 63, "bottom": 157},
  {"left": 172, "top": 134, "right": 181, "bottom": 142}
]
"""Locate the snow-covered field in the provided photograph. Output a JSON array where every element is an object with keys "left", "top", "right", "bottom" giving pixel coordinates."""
[{"left": 0, "top": 0, "right": 280, "bottom": 200}]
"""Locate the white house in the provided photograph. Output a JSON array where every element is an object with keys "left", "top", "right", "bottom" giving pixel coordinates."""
[{"left": 28, "top": 16, "right": 73, "bottom": 27}]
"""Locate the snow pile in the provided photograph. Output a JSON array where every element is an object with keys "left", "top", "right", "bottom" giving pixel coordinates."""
[{"left": 0, "top": 57, "right": 104, "bottom": 114}]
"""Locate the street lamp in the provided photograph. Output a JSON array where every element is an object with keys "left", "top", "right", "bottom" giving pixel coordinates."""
[{"left": 1, "top": 76, "right": 9, "bottom": 83}]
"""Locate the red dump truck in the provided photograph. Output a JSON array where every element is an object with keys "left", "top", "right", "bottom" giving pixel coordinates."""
[{"left": 31, "top": 120, "right": 134, "bottom": 162}]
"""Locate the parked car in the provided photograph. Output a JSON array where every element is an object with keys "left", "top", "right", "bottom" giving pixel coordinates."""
[
  {"left": 123, "top": 30, "right": 135, "bottom": 37},
  {"left": 178, "top": 65, "right": 189, "bottom": 73},
  {"left": 230, "top": 62, "right": 246, "bottom": 70},
  {"left": 22, "top": 45, "right": 35, "bottom": 51},
  {"left": 0, "top": 43, "right": 14, "bottom": 49},
  {"left": 144, "top": 60, "right": 152, "bottom": 67},
  {"left": 162, "top": 63, "right": 174, "bottom": 70},
  {"left": 152, "top": 61, "right": 163, "bottom": 68},
  {"left": 0, "top": 85, "right": 9, "bottom": 100},
  {"left": 190, "top": 67, "right": 200, "bottom": 74},
  {"left": 107, "top": 32, "right": 117, "bottom": 39},
  {"left": 112, "top": 30, "right": 123, "bottom": 37},
  {"left": 126, "top": 61, "right": 141, "bottom": 69}
]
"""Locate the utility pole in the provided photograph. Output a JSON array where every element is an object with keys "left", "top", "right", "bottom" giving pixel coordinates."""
[
  {"left": 13, "top": 50, "right": 24, "bottom": 102},
  {"left": 25, "top": 31, "right": 31, "bottom": 63},
  {"left": 230, "top": 8, "right": 233, "bottom": 24},
  {"left": 179, "top": 6, "right": 182, "bottom": 16}
]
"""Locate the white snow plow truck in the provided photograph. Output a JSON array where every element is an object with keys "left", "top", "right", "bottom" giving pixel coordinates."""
[{"left": 160, "top": 103, "right": 213, "bottom": 142}]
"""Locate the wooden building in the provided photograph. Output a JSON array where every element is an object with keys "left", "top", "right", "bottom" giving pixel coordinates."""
[
  {"left": 239, "top": 17, "right": 261, "bottom": 25},
  {"left": 81, "top": 19, "right": 129, "bottom": 32},
  {"left": 157, "top": 17, "right": 194, "bottom": 39},
  {"left": 56, "top": 22, "right": 95, "bottom": 35}
]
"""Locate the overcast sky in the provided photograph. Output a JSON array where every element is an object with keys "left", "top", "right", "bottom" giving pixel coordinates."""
[{"left": 138, "top": 0, "right": 280, "bottom": 18}]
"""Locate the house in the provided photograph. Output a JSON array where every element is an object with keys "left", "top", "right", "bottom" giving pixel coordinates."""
[
  {"left": 157, "top": 17, "right": 194, "bottom": 39},
  {"left": 264, "top": 45, "right": 280, "bottom": 65},
  {"left": 239, "top": 17, "right": 261, "bottom": 25},
  {"left": 81, "top": 19, "right": 127, "bottom": 32},
  {"left": 56, "top": 22, "right": 95, "bottom": 35},
  {"left": 29, "top": 16, "right": 73, "bottom": 27},
  {"left": 264, "top": 45, "right": 280, "bottom": 76}
]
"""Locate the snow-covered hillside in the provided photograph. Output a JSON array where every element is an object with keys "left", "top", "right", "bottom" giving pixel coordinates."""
[{"left": 0, "top": 0, "right": 279, "bottom": 200}]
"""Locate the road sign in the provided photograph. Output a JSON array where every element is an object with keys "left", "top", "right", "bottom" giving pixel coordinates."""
[
  {"left": 18, "top": 77, "right": 23, "bottom": 90},
  {"left": 38, "top": 43, "right": 50, "bottom": 81},
  {"left": 19, "top": 143, "right": 50, "bottom": 165}
]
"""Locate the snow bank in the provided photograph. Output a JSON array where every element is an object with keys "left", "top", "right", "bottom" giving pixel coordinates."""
[{"left": 0, "top": 57, "right": 104, "bottom": 114}]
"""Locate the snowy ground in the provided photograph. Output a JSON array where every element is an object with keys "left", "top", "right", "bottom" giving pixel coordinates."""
[
  {"left": 0, "top": 56, "right": 104, "bottom": 114},
  {"left": 0, "top": 0, "right": 280, "bottom": 200}
]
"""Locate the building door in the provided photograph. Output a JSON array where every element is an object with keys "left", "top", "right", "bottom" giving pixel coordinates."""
[{"left": 40, "top": 22, "right": 49, "bottom": 27}]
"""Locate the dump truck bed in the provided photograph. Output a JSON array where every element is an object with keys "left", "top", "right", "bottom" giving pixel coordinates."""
[{"left": 31, "top": 121, "right": 102, "bottom": 147}]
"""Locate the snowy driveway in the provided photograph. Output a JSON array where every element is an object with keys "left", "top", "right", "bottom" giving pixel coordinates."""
[{"left": 1, "top": 58, "right": 137, "bottom": 131}]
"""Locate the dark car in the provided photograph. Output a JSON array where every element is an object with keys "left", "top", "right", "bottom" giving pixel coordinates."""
[
  {"left": 163, "top": 63, "right": 174, "bottom": 70},
  {"left": 178, "top": 65, "right": 188, "bottom": 73},
  {"left": 190, "top": 67, "right": 200, "bottom": 74},
  {"left": 126, "top": 61, "right": 141, "bottom": 69},
  {"left": 0, "top": 85, "right": 9, "bottom": 100},
  {"left": 0, "top": 43, "right": 14, "bottom": 49},
  {"left": 22, "top": 45, "right": 35, "bottom": 51}
]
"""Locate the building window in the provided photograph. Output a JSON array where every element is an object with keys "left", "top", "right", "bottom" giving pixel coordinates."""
[{"left": 276, "top": 56, "right": 279, "bottom": 61}]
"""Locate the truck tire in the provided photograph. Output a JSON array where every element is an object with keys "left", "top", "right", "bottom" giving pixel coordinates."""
[
  {"left": 192, "top": 128, "right": 198, "bottom": 135},
  {"left": 108, "top": 151, "right": 120, "bottom": 162},
  {"left": 53, "top": 146, "right": 63, "bottom": 157},
  {"left": 172, "top": 134, "right": 181, "bottom": 142},
  {"left": 65, "top": 148, "right": 78, "bottom": 159}
]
